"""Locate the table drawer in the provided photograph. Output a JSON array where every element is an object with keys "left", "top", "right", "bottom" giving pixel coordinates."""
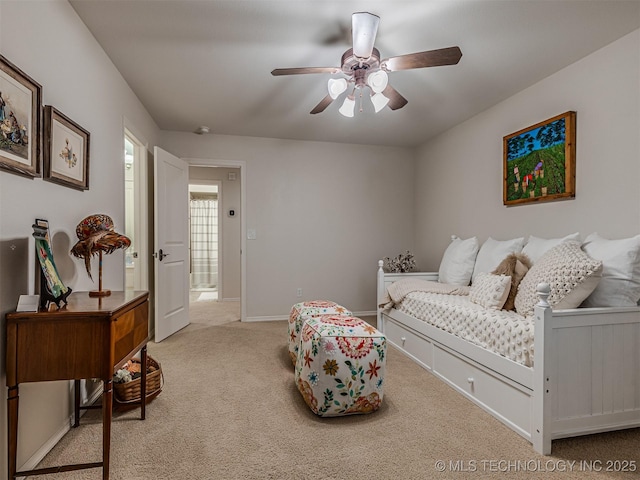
[
  {"left": 113, "top": 299, "right": 149, "bottom": 368},
  {"left": 14, "top": 319, "right": 108, "bottom": 382},
  {"left": 384, "top": 317, "right": 433, "bottom": 370}
]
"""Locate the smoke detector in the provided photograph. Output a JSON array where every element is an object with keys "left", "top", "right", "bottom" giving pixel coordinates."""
[{"left": 194, "top": 126, "right": 211, "bottom": 135}]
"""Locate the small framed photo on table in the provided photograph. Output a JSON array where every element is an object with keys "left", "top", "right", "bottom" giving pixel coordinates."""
[{"left": 43, "top": 105, "right": 90, "bottom": 190}]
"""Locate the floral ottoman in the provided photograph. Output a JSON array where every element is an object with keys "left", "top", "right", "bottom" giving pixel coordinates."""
[
  {"left": 295, "top": 315, "right": 386, "bottom": 417},
  {"left": 288, "top": 301, "right": 351, "bottom": 365}
]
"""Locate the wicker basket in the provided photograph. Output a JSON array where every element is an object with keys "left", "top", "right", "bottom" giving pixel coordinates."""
[{"left": 114, "top": 356, "right": 163, "bottom": 404}]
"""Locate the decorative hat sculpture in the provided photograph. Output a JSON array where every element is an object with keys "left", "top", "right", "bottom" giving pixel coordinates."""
[{"left": 71, "top": 214, "right": 130, "bottom": 297}]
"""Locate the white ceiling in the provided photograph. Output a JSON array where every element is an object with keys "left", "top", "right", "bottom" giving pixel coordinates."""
[{"left": 69, "top": 0, "right": 640, "bottom": 148}]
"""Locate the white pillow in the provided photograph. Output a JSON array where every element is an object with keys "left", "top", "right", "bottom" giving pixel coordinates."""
[
  {"left": 469, "top": 273, "right": 512, "bottom": 310},
  {"left": 514, "top": 241, "right": 602, "bottom": 317},
  {"left": 522, "top": 232, "right": 581, "bottom": 263},
  {"left": 472, "top": 237, "right": 525, "bottom": 282},
  {"left": 438, "top": 235, "right": 479, "bottom": 286},
  {"left": 581, "top": 233, "right": 640, "bottom": 307}
]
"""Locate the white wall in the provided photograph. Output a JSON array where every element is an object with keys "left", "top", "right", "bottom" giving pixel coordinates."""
[
  {"left": 189, "top": 166, "right": 241, "bottom": 300},
  {"left": 0, "top": 1, "right": 160, "bottom": 476},
  {"left": 414, "top": 30, "right": 640, "bottom": 271},
  {"left": 161, "top": 133, "right": 416, "bottom": 318},
  {"left": 4, "top": 2, "right": 636, "bottom": 475}
]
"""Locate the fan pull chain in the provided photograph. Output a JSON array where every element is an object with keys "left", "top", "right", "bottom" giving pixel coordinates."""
[{"left": 359, "top": 90, "right": 364, "bottom": 113}]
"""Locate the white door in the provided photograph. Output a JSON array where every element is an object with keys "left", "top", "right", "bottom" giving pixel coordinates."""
[{"left": 154, "top": 146, "right": 190, "bottom": 341}]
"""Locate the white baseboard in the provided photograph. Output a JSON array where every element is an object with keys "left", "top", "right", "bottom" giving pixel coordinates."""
[
  {"left": 245, "top": 315, "right": 288, "bottom": 322},
  {"left": 245, "top": 310, "right": 377, "bottom": 323},
  {"left": 222, "top": 297, "right": 240, "bottom": 302},
  {"left": 17, "top": 383, "right": 103, "bottom": 479},
  {"left": 353, "top": 310, "right": 377, "bottom": 318}
]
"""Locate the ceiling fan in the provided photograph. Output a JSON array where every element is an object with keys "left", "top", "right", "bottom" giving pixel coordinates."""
[{"left": 271, "top": 12, "right": 462, "bottom": 117}]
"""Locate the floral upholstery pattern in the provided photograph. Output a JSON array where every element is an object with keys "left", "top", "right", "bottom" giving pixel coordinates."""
[
  {"left": 295, "top": 315, "right": 386, "bottom": 417},
  {"left": 288, "top": 301, "right": 351, "bottom": 364}
]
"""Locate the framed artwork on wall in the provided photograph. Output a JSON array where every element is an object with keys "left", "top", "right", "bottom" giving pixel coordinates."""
[
  {"left": 0, "top": 54, "right": 42, "bottom": 178},
  {"left": 503, "top": 111, "right": 576, "bottom": 206},
  {"left": 43, "top": 105, "right": 90, "bottom": 190}
]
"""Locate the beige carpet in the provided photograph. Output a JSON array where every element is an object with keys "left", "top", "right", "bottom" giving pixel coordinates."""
[
  {"left": 31, "top": 317, "right": 639, "bottom": 479},
  {"left": 189, "top": 291, "right": 241, "bottom": 326}
]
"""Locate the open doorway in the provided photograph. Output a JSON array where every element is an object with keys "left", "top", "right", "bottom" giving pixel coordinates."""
[
  {"left": 124, "top": 130, "right": 148, "bottom": 291},
  {"left": 188, "top": 166, "right": 242, "bottom": 326},
  {"left": 189, "top": 183, "right": 220, "bottom": 300}
]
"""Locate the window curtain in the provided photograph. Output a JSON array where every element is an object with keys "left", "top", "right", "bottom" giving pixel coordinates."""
[{"left": 190, "top": 196, "right": 218, "bottom": 289}]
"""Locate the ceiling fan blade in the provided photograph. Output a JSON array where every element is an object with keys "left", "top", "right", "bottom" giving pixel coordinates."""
[
  {"left": 310, "top": 94, "right": 335, "bottom": 114},
  {"left": 382, "top": 85, "right": 408, "bottom": 110},
  {"left": 383, "top": 46, "right": 462, "bottom": 72},
  {"left": 271, "top": 67, "right": 340, "bottom": 76},
  {"left": 352, "top": 12, "right": 379, "bottom": 58}
]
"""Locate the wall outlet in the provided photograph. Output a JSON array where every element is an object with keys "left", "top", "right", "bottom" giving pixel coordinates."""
[{"left": 296, "top": 288, "right": 303, "bottom": 297}]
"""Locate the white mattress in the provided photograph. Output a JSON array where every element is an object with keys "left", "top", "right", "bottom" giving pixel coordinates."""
[{"left": 397, "top": 291, "right": 534, "bottom": 367}]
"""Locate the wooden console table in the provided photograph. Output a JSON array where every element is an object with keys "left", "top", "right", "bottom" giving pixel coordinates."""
[{"left": 5, "top": 290, "right": 149, "bottom": 480}]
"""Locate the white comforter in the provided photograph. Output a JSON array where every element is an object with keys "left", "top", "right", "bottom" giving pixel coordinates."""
[
  {"left": 379, "top": 278, "right": 470, "bottom": 311},
  {"left": 397, "top": 291, "right": 534, "bottom": 367}
]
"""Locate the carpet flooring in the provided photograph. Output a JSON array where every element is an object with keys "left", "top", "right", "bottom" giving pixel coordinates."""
[
  {"left": 188, "top": 294, "right": 241, "bottom": 327},
  {"left": 30, "top": 313, "right": 639, "bottom": 479}
]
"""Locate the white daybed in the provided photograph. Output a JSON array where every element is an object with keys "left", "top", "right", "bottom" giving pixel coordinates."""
[{"left": 377, "top": 259, "right": 640, "bottom": 455}]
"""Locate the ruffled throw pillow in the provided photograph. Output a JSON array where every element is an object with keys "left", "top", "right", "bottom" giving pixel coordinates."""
[{"left": 492, "top": 252, "right": 532, "bottom": 311}]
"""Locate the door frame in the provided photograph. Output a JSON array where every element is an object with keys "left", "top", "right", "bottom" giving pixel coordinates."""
[
  {"left": 185, "top": 158, "right": 246, "bottom": 322},
  {"left": 124, "top": 127, "right": 149, "bottom": 290},
  {"left": 123, "top": 118, "right": 154, "bottom": 335}
]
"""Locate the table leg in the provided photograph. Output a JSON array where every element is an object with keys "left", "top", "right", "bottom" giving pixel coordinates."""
[
  {"left": 140, "top": 346, "right": 147, "bottom": 420},
  {"left": 7, "top": 385, "right": 18, "bottom": 480},
  {"left": 74, "top": 379, "right": 81, "bottom": 427},
  {"left": 102, "top": 378, "right": 112, "bottom": 480}
]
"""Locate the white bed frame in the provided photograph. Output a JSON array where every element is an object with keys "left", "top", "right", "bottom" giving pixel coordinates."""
[{"left": 377, "top": 261, "right": 640, "bottom": 454}]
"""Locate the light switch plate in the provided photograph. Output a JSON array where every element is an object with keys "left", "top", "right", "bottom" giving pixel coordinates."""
[{"left": 247, "top": 229, "right": 256, "bottom": 240}]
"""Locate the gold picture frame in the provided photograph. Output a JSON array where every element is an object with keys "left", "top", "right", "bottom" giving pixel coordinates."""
[{"left": 503, "top": 111, "right": 576, "bottom": 206}]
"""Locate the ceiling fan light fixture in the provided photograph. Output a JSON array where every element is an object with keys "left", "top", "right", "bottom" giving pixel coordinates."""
[
  {"left": 371, "top": 92, "right": 390, "bottom": 113},
  {"left": 327, "top": 78, "right": 348, "bottom": 99},
  {"left": 367, "top": 70, "right": 388, "bottom": 94},
  {"left": 271, "top": 12, "right": 461, "bottom": 116},
  {"left": 338, "top": 95, "right": 356, "bottom": 117},
  {"left": 352, "top": 12, "right": 380, "bottom": 59}
]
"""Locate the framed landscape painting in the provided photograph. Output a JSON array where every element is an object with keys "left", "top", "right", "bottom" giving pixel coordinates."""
[
  {"left": 43, "top": 105, "right": 90, "bottom": 190},
  {"left": 503, "top": 111, "right": 576, "bottom": 206},
  {"left": 0, "top": 54, "right": 42, "bottom": 178}
]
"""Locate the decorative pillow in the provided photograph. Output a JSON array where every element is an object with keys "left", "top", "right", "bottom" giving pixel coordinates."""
[
  {"left": 522, "top": 232, "right": 581, "bottom": 264},
  {"left": 491, "top": 252, "right": 532, "bottom": 311},
  {"left": 471, "top": 237, "right": 525, "bottom": 283},
  {"left": 438, "top": 235, "right": 479, "bottom": 286},
  {"left": 514, "top": 241, "right": 602, "bottom": 317},
  {"left": 580, "top": 233, "right": 640, "bottom": 307},
  {"left": 469, "top": 273, "right": 512, "bottom": 310}
]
